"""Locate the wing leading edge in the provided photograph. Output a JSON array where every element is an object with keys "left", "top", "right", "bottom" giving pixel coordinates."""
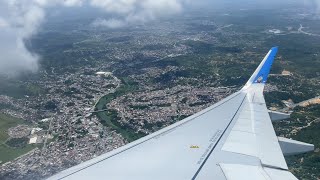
[{"left": 48, "top": 47, "right": 309, "bottom": 180}]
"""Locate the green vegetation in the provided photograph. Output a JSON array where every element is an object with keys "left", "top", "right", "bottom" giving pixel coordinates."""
[
  {"left": 184, "top": 40, "right": 215, "bottom": 54},
  {"left": 264, "top": 91, "right": 291, "bottom": 107},
  {"left": 75, "top": 128, "right": 88, "bottom": 136},
  {"left": 25, "top": 84, "right": 45, "bottom": 96},
  {"left": 0, "top": 103, "right": 15, "bottom": 111},
  {"left": 5, "top": 138, "right": 29, "bottom": 148},
  {"left": 0, "top": 113, "right": 37, "bottom": 164},
  {"left": 273, "top": 105, "right": 320, "bottom": 179},
  {"left": 94, "top": 78, "right": 145, "bottom": 142},
  {"left": 264, "top": 65, "right": 320, "bottom": 108},
  {"left": 0, "top": 144, "right": 37, "bottom": 164},
  {"left": 43, "top": 100, "right": 58, "bottom": 110},
  {"left": 142, "top": 44, "right": 168, "bottom": 50},
  {"left": 285, "top": 120, "right": 320, "bottom": 180},
  {"left": 0, "top": 114, "right": 26, "bottom": 142},
  {"left": 265, "top": 34, "right": 320, "bottom": 78},
  {"left": 156, "top": 103, "right": 171, "bottom": 107},
  {"left": 185, "top": 40, "right": 242, "bottom": 54},
  {"left": 129, "top": 105, "right": 149, "bottom": 110},
  {"left": 38, "top": 121, "right": 50, "bottom": 130},
  {"left": 0, "top": 78, "right": 45, "bottom": 98},
  {"left": 171, "top": 115, "right": 190, "bottom": 123},
  {"left": 189, "top": 102, "right": 207, "bottom": 107},
  {"left": 181, "top": 97, "right": 188, "bottom": 104}
]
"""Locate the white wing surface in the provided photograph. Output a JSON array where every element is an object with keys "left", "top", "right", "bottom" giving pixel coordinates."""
[{"left": 48, "top": 47, "right": 303, "bottom": 180}]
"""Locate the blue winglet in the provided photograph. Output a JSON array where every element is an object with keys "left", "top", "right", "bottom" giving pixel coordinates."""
[
  {"left": 253, "top": 47, "right": 278, "bottom": 84},
  {"left": 243, "top": 47, "right": 278, "bottom": 89}
]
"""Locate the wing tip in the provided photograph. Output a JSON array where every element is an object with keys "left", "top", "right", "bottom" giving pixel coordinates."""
[
  {"left": 252, "top": 47, "right": 278, "bottom": 84},
  {"left": 270, "top": 46, "right": 279, "bottom": 56},
  {"left": 271, "top": 46, "right": 278, "bottom": 51},
  {"left": 243, "top": 47, "right": 279, "bottom": 89}
]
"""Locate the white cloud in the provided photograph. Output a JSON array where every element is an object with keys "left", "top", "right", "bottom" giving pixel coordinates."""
[
  {"left": 63, "top": 0, "right": 83, "bottom": 7},
  {"left": 307, "top": 0, "right": 320, "bottom": 13},
  {"left": 90, "top": 0, "right": 186, "bottom": 27},
  {"left": 0, "top": 31, "right": 39, "bottom": 75},
  {"left": 0, "top": 0, "right": 191, "bottom": 75},
  {"left": 0, "top": 18, "right": 9, "bottom": 28},
  {"left": 2, "top": 0, "right": 319, "bottom": 76},
  {"left": 90, "top": 0, "right": 137, "bottom": 14},
  {"left": 92, "top": 18, "right": 126, "bottom": 28},
  {"left": 142, "top": 0, "right": 183, "bottom": 15},
  {"left": 0, "top": 1, "right": 46, "bottom": 75}
]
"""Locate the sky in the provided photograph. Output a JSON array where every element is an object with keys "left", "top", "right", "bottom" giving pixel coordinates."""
[{"left": 0, "top": 0, "right": 319, "bottom": 76}]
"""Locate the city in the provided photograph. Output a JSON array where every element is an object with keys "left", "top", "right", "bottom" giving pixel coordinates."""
[{"left": 0, "top": 2, "right": 320, "bottom": 179}]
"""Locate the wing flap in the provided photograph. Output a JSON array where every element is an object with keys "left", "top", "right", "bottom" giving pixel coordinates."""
[
  {"left": 220, "top": 164, "right": 297, "bottom": 180},
  {"left": 221, "top": 130, "right": 258, "bottom": 157},
  {"left": 264, "top": 168, "right": 298, "bottom": 180},
  {"left": 221, "top": 83, "right": 288, "bottom": 170},
  {"left": 220, "top": 164, "right": 270, "bottom": 180}
]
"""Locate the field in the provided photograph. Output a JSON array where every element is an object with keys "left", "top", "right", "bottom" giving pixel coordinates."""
[{"left": 0, "top": 113, "right": 37, "bottom": 164}]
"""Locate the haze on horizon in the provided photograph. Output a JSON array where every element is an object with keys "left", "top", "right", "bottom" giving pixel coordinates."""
[{"left": 0, "top": 0, "right": 318, "bottom": 76}]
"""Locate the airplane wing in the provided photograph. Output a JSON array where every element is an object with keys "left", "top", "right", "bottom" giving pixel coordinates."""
[{"left": 48, "top": 47, "right": 314, "bottom": 180}]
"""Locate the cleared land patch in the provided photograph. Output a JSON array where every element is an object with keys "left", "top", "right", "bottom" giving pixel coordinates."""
[{"left": 0, "top": 113, "right": 37, "bottom": 164}]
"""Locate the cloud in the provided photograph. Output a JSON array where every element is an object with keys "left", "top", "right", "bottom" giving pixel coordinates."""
[
  {"left": 0, "top": 0, "right": 85, "bottom": 76},
  {"left": 90, "top": 0, "right": 184, "bottom": 27},
  {"left": 0, "top": 18, "right": 9, "bottom": 28},
  {"left": 92, "top": 18, "right": 127, "bottom": 28},
  {"left": 0, "top": 0, "right": 191, "bottom": 75},
  {"left": 89, "top": 0, "right": 183, "bottom": 16},
  {"left": 0, "top": 31, "right": 39, "bottom": 75},
  {"left": 0, "top": 1, "right": 46, "bottom": 76},
  {"left": 62, "top": 0, "right": 84, "bottom": 7},
  {"left": 305, "top": 0, "right": 320, "bottom": 13}
]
